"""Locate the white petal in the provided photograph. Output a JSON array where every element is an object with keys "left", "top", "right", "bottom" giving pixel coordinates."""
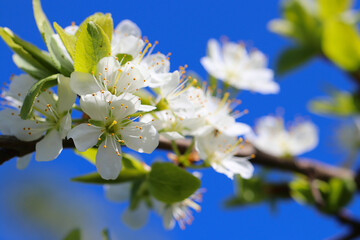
[
  {"left": 67, "top": 124, "right": 102, "bottom": 152},
  {"left": 104, "top": 183, "right": 131, "bottom": 202},
  {"left": 120, "top": 122, "right": 159, "bottom": 153},
  {"left": 221, "top": 122, "right": 252, "bottom": 136},
  {"left": 57, "top": 74, "right": 77, "bottom": 113},
  {"left": 97, "top": 56, "right": 121, "bottom": 87},
  {"left": 12, "top": 120, "right": 50, "bottom": 142},
  {"left": 0, "top": 109, "right": 19, "bottom": 135},
  {"left": 122, "top": 201, "right": 149, "bottom": 229},
  {"left": 115, "top": 62, "right": 149, "bottom": 93},
  {"left": 59, "top": 113, "right": 72, "bottom": 139},
  {"left": 64, "top": 25, "right": 79, "bottom": 35},
  {"left": 114, "top": 20, "right": 142, "bottom": 38},
  {"left": 163, "top": 207, "right": 176, "bottom": 230},
  {"left": 160, "top": 71, "right": 180, "bottom": 98},
  {"left": 110, "top": 93, "right": 140, "bottom": 120},
  {"left": 222, "top": 157, "right": 254, "bottom": 179},
  {"left": 161, "top": 131, "right": 184, "bottom": 140},
  {"left": 96, "top": 139, "right": 122, "bottom": 180},
  {"left": 5, "top": 74, "right": 36, "bottom": 101},
  {"left": 35, "top": 129, "right": 63, "bottom": 161},
  {"left": 70, "top": 72, "right": 102, "bottom": 96},
  {"left": 137, "top": 104, "right": 156, "bottom": 112},
  {"left": 16, "top": 153, "right": 32, "bottom": 170},
  {"left": 80, "top": 92, "right": 110, "bottom": 121},
  {"left": 207, "top": 39, "right": 222, "bottom": 62},
  {"left": 288, "top": 121, "right": 318, "bottom": 156}
]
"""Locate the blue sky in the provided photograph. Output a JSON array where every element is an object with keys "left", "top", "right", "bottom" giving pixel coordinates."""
[{"left": 0, "top": 0, "right": 359, "bottom": 239}]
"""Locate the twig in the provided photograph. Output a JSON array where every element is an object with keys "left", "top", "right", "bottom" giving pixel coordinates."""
[{"left": 0, "top": 135, "right": 356, "bottom": 185}]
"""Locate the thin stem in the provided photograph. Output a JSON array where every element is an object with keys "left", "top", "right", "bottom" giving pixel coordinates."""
[{"left": 171, "top": 140, "right": 181, "bottom": 157}]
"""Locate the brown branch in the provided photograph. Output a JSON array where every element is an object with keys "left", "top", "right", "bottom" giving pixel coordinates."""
[{"left": 0, "top": 135, "right": 356, "bottom": 183}]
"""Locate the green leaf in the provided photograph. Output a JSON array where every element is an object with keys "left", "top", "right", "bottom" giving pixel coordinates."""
[
  {"left": 75, "top": 13, "right": 113, "bottom": 41},
  {"left": 32, "top": 0, "right": 54, "bottom": 38},
  {"left": 12, "top": 54, "right": 51, "bottom": 79},
  {"left": 276, "top": 46, "right": 316, "bottom": 75},
  {"left": 309, "top": 90, "right": 360, "bottom": 116},
  {"left": 318, "top": 0, "right": 352, "bottom": 20},
  {"left": 148, "top": 162, "right": 201, "bottom": 204},
  {"left": 325, "top": 178, "right": 355, "bottom": 213},
  {"left": 53, "top": 22, "right": 77, "bottom": 60},
  {"left": 46, "top": 34, "right": 74, "bottom": 76},
  {"left": 282, "top": 0, "right": 322, "bottom": 46},
  {"left": 20, "top": 74, "right": 58, "bottom": 119},
  {"left": 72, "top": 153, "right": 148, "bottom": 184},
  {"left": 102, "top": 229, "right": 110, "bottom": 240},
  {"left": 322, "top": 20, "right": 360, "bottom": 71},
  {"left": 63, "top": 228, "right": 81, "bottom": 240},
  {"left": 0, "top": 27, "right": 58, "bottom": 78},
  {"left": 32, "top": 0, "right": 74, "bottom": 76},
  {"left": 74, "top": 21, "right": 111, "bottom": 73},
  {"left": 116, "top": 53, "right": 133, "bottom": 65}
]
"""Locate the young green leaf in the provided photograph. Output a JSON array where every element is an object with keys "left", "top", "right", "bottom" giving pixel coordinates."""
[
  {"left": 148, "top": 162, "right": 201, "bottom": 204},
  {"left": 325, "top": 178, "right": 355, "bottom": 214},
  {"left": 32, "top": 0, "right": 54, "bottom": 38},
  {"left": 20, "top": 74, "right": 58, "bottom": 119},
  {"left": 71, "top": 169, "right": 147, "bottom": 184},
  {"left": 63, "top": 228, "right": 81, "bottom": 240},
  {"left": 276, "top": 46, "right": 316, "bottom": 75},
  {"left": 12, "top": 54, "right": 51, "bottom": 79},
  {"left": 322, "top": 20, "right": 360, "bottom": 71},
  {"left": 0, "top": 27, "right": 58, "bottom": 77},
  {"left": 74, "top": 21, "right": 111, "bottom": 73},
  {"left": 72, "top": 152, "right": 148, "bottom": 184},
  {"left": 318, "top": 0, "right": 352, "bottom": 20},
  {"left": 102, "top": 229, "right": 111, "bottom": 240},
  {"left": 75, "top": 13, "right": 113, "bottom": 41},
  {"left": 53, "top": 22, "right": 77, "bottom": 60}
]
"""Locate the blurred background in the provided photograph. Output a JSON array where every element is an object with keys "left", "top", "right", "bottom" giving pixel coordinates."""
[{"left": 0, "top": 0, "right": 359, "bottom": 239}]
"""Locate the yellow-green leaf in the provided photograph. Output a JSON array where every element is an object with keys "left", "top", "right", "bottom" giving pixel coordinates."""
[
  {"left": 322, "top": 20, "right": 360, "bottom": 71},
  {"left": 318, "top": 0, "right": 352, "bottom": 20},
  {"left": 53, "top": 22, "right": 77, "bottom": 60},
  {"left": 74, "top": 21, "right": 111, "bottom": 73}
]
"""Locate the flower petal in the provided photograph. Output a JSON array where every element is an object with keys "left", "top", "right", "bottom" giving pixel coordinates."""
[
  {"left": 96, "top": 139, "right": 122, "bottom": 180},
  {"left": 120, "top": 122, "right": 159, "bottom": 153},
  {"left": 67, "top": 124, "right": 102, "bottom": 152},
  {"left": 122, "top": 201, "right": 149, "bottom": 229},
  {"left": 16, "top": 153, "right": 32, "bottom": 170},
  {"left": 35, "top": 129, "right": 63, "bottom": 161},
  {"left": 70, "top": 72, "right": 102, "bottom": 96},
  {"left": 57, "top": 74, "right": 77, "bottom": 113},
  {"left": 222, "top": 157, "right": 254, "bottom": 179},
  {"left": 80, "top": 92, "right": 110, "bottom": 121}
]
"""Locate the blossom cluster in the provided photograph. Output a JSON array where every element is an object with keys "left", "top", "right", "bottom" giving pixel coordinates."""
[{"left": 0, "top": 9, "right": 318, "bottom": 230}]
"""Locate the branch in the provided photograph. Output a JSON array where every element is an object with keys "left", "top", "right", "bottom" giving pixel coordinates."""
[{"left": 0, "top": 135, "right": 356, "bottom": 185}]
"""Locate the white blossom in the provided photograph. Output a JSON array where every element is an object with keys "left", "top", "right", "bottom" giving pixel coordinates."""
[
  {"left": 0, "top": 74, "right": 76, "bottom": 165},
  {"left": 247, "top": 115, "right": 318, "bottom": 157},
  {"left": 140, "top": 110, "right": 186, "bottom": 140},
  {"left": 195, "top": 131, "right": 254, "bottom": 179},
  {"left": 169, "top": 86, "right": 251, "bottom": 137},
  {"left": 70, "top": 56, "right": 150, "bottom": 97},
  {"left": 156, "top": 189, "right": 204, "bottom": 230},
  {"left": 112, "top": 20, "right": 145, "bottom": 58},
  {"left": 68, "top": 91, "right": 159, "bottom": 179},
  {"left": 201, "top": 39, "right": 279, "bottom": 94}
]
